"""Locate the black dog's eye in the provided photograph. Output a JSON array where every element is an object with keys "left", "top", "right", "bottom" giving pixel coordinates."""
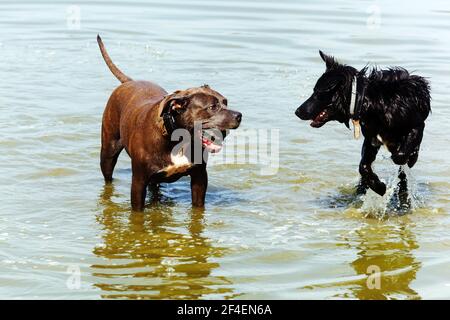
[{"left": 316, "top": 91, "right": 332, "bottom": 101}]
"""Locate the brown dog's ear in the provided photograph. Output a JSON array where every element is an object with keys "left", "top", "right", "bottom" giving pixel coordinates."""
[
  {"left": 159, "top": 91, "right": 189, "bottom": 117},
  {"left": 167, "top": 98, "right": 187, "bottom": 113},
  {"left": 319, "top": 50, "right": 337, "bottom": 69}
]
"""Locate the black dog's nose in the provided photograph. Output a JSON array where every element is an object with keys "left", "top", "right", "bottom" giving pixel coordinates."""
[
  {"left": 235, "top": 112, "right": 242, "bottom": 123},
  {"left": 295, "top": 106, "right": 308, "bottom": 120}
]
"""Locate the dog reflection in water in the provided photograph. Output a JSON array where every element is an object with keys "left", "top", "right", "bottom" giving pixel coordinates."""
[
  {"left": 346, "top": 222, "right": 420, "bottom": 299},
  {"left": 91, "top": 183, "right": 235, "bottom": 299}
]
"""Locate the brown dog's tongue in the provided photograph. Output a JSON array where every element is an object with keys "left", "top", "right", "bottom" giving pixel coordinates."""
[{"left": 352, "top": 119, "right": 361, "bottom": 140}]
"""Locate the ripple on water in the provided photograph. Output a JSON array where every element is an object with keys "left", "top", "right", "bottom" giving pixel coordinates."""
[{"left": 0, "top": 0, "right": 449, "bottom": 300}]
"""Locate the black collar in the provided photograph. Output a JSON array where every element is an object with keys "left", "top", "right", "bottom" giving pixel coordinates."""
[{"left": 162, "top": 111, "right": 177, "bottom": 136}]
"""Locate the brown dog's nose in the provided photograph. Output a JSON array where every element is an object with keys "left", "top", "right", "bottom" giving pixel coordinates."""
[{"left": 235, "top": 112, "right": 242, "bottom": 123}]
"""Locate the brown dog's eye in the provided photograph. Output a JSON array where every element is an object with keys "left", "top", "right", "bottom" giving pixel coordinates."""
[
  {"left": 208, "top": 104, "right": 220, "bottom": 111},
  {"left": 223, "top": 99, "right": 228, "bottom": 106}
]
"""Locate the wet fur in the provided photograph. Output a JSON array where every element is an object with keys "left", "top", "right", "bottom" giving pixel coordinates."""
[
  {"left": 296, "top": 51, "right": 431, "bottom": 198},
  {"left": 97, "top": 35, "right": 242, "bottom": 211}
]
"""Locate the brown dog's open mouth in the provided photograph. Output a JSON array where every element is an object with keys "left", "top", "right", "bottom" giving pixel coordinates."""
[
  {"left": 310, "top": 109, "right": 329, "bottom": 128},
  {"left": 201, "top": 129, "right": 224, "bottom": 153}
]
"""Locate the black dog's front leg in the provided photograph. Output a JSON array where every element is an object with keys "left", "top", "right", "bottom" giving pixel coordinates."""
[
  {"left": 391, "top": 124, "right": 424, "bottom": 167},
  {"left": 397, "top": 166, "right": 410, "bottom": 208},
  {"left": 359, "top": 138, "right": 386, "bottom": 196}
]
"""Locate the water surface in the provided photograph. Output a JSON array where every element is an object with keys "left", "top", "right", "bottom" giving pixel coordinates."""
[{"left": 1, "top": 0, "right": 450, "bottom": 299}]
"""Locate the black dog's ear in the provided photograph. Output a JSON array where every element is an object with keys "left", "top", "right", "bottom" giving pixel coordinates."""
[{"left": 319, "top": 50, "right": 337, "bottom": 69}]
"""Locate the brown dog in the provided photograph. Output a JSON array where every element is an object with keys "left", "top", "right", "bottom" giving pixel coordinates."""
[{"left": 97, "top": 35, "right": 242, "bottom": 211}]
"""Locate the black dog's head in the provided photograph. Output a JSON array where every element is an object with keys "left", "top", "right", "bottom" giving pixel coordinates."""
[
  {"left": 295, "top": 51, "right": 359, "bottom": 128},
  {"left": 160, "top": 85, "right": 242, "bottom": 152}
]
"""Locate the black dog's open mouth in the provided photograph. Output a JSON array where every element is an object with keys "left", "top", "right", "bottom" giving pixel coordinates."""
[
  {"left": 310, "top": 109, "right": 329, "bottom": 128},
  {"left": 198, "top": 129, "right": 225, "bottom": 153}
]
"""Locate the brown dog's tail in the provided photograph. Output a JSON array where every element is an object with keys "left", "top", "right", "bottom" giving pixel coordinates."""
[{"left": 97, "top": 35, "right": 133, "bottom": 83}]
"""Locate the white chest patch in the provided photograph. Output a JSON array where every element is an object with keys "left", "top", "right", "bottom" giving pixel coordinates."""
[
  {"left": 171, "top": 153, "right": 191, "bottom": 167},
  {"left": 376, "top": 134, "right": 389, "bottom": 150},
  {"left": 377, "top": 134, "right": 383, "bottom": 143},
  {"left": 158, "top": 151, "right": 193, "bottom": 177}
]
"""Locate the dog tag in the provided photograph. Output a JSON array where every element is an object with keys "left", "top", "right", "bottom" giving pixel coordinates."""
[{"left": 352, "top": 119, "right": 361, "bottom": 140}]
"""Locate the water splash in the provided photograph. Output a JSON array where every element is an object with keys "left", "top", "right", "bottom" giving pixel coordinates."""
[{"left": 359, "top": 165, "right": 426, "bottom": 219}]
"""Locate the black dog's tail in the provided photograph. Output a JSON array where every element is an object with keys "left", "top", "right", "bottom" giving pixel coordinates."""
[{"left": 97, "top": 35, "right": 133, "bottom": 83}]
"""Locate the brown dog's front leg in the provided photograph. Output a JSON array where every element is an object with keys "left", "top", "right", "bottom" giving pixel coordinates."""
[
  {"left": 131, "top": 163, "right": 148, "bottom": 211},
  {"left": 190, "top": 165, "right": 208, "bottom": 207}
]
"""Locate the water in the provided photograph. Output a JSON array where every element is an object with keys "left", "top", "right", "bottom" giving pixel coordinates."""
[{"left": 1, "top": 0, "right": 450, "bottom": 299}]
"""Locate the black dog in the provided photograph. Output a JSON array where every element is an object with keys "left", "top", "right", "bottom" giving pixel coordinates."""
[{"left": 295, "top": 51, "right": 431, "bottom": 198}]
